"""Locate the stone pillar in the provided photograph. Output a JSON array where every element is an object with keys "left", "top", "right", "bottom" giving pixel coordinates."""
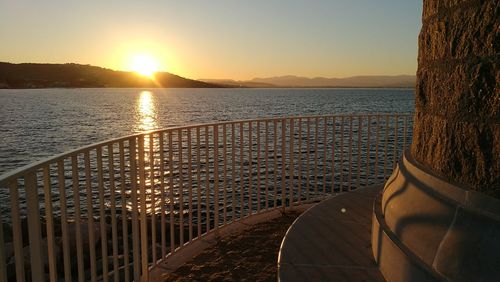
[
  {"left": 371, "top": 1, "right": 500, "bottom": 281},
  {"left": 411, "top": 0, "right": 499, "bottom": 197}
]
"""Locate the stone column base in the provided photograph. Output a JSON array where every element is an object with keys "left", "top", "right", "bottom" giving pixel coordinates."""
[{"left": 372, "top": 152, "right": 500, "bottom": 282}]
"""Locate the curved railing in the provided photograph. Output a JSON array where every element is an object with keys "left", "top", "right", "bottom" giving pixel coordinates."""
[{"left": 0, "top": 114, "right": 413, "bottom": 281}]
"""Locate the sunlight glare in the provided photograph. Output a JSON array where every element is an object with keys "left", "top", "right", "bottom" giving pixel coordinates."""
[
  {"left": 130, "top": 54, "right": 159, "bottom": 77},
  {"left": 135, "top": 90, "right": 157, "bottom": 132}
]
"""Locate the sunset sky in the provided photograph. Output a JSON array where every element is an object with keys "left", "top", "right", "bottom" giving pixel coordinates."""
[{"left": 0, "top": 0, "right": 422, "bottom": 80}]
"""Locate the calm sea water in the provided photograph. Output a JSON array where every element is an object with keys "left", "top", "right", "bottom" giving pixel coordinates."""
[{"left": 0, "top": 88, "right": 414, "bottom": 175}]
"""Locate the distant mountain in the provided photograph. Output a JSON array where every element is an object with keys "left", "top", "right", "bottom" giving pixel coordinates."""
[
  {"left": 0, "top": 62, "right": 225, "bottom": 88},
  {"left": 200, "top": 79, "right": 277, "bottom": 88},
  {"left": 203, "top": 75, "right": 416, "bottom": 88}
]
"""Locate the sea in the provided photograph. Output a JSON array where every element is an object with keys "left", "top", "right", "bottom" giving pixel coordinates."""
[{"left": 0, "top": 88, "right": 414, "bottom": 175}]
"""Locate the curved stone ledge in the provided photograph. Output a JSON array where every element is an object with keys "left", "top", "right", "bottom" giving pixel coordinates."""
[{"left": 373, "top": 152, "right": 500, "bottom": 281}]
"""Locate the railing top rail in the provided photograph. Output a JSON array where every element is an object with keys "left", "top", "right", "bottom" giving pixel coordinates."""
[{"left": 0, "top": 112, "right": 414, "bottom": 185}]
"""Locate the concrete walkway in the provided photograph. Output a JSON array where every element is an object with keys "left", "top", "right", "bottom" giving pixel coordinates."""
[{"left": 278, "top": 186, "right": 384, "bottom": 281}]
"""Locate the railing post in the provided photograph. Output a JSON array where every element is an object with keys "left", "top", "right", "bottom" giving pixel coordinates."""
[
  {"left": 281, "top": 118, "right": 287, "bottom": 212},
  {"left": 71, "top": 155, "right": 85, "bottom": 282},
  {"left": 149, "top": 134, "right": 157, "bottom": 263},
  {"left": 222, "top": 125, "right": 227, "bottom": 224},
  {"left": 43, "top": 166, "right": 57, "bottom": 282},
  {"left": 339, "top": 116, "right": 345, "bottom": 192},
  {"left": 239, "top": 123, "right": 244, "bottom": 218},
  {"left": 158, "top": 134, "right": 167, "bottom": 258},
  {"left": 331, "top": 116, "right": 336, "bottom": 194},
  {"left": 248, "top": 122, "right": 253, "bottom": 216},
  {"left": 57, "top": 160, "right": 72, "bottom": 282},
  {"left": 0, "top": 218, "right": 6, "bottom": 282},
  {"left": 168, "top": 131, "right": 175, "bottom": 252},
  {"left": 357, "top": 116, "right": 362, "bottom": 189},
  {"left": 314, "top": 117, "right": 319, "bottom": 195},
  {"left": 129, "top": 138, "right": 141, "bottom": 282},
  {"left": 366, "top": 116, "right": 372, "bottom": 187},
  {"left": 187, "top": 129, "right": 194, "bottom": 241},
  {"left": 97, "top": 148, "right": 109, "bottom": 282},
  {"left": 214, "top": 125, "right": 220, "bottom": 230},
  {"left": 25, "top": 172, "right": 44, "bottom": 281},
  {"left": 177, "top": 130, "right": 184, "bottom": 246},
  {"left": 9, "top": 180, "right": 25, "bottom": 282},
  {"left": 348, "top": 116, "right": 353, "bottom": 191},
  {"left": 119, "top": 141, "right": 131, "bottom": 282},
  {"left": 289, "top": 118, "right": 294, "bottom": 206},
  {"left": 138, "top": 136, "right": 149, "bottom": 282},
  {"left": 297, "top": 118, "right": 303, "bottom": 203},
  {"left": 256, "top": 121, "right": 261, "bottom": 213}
]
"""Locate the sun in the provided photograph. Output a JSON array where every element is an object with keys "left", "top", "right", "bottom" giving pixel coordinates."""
[{"left": 130, "top": 54, "right": 159, "bottom": 78}]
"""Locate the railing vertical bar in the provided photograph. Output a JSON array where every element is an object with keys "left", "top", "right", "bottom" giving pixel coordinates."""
[
  {"left": 348, "top": 117, "right": 353, "bottom": 191},
  {"left": 256, "top": 121, "right": 261, "bottom": 213},
  {"left": 168, "top": 132, "right": 175, "bottom": 253},
  {"left": 205, "top": 126, "right": 210, "bottom": 233},
  {"left": 71, "top": 155, "right": 85, "bottom": 282},
  {"left": 138, "top": 136, "right": 149, "bottom": 281},
  {"left": 393, "top": 115, "right": 399, "bottom": 168},
  {"left": 0, "top": 221, "right": 6, "bottom": 282},
  {"left": 57, "top": 160, "right": 72, "bottom": 282},
  {"left": 339, "top": 117, "right": 345, "bottom": 192},
  {"left": 149, "top": 134, "right": 157, "bottom": 263},
  {"left": 331, "top": 117, "right": 337, "bottom": 194},
  {"left": 366, "top": 116, "right": 372, "bottom": 187},
  {"left": 84, "top": 151, "right": 97, "bottom": 282},
  {"left": 42, "top": 166, "right": 57, "bottom": 282},
  {"left": 281, "top": 119, "right": 287, "bottom": 210},
  {"left": 357, "top": 116, "right": 362, "bottom": 189},
  {"left": 97, "top": 148, "right": 109, "bottom": 282},
  {"left": 264, "top": 121, "right": 269, "bottom": 210},
  {"left": 298, "top": 118, "right": 303, "bottom": 203},
  {"left": 119, "top": 141, "right": 130, "bottom": 282},
  {"left": 375, "top": 116, "right": 381, "bottom": 180},
  {"left": 222, "top": 124, "right": 228, "bottom": 224},
  {"left": 289, "top": 118, "right": 294, "bottom": 205},
  {"left": 322, "top": 117, "right": 327, "bottom": 193},
  {"left": 403, "top": 116, "right": 408, "bottom": 151},
  {"left": 129, "top": 138, "right": 141, "bottom": 282},
  {"left": 9, "top": 181, "right": 25, "bottom": 282},
  {"left": 187, "top": 129, "right": 193, "bottom": 241},
  {"left": 384, "top": 115, "right": 389, "bottom": 179},
  {"left": 159, "top": 134, "right": 167, "bottom": 259},
  {"left": 107, "top": 144, "right": 119, "bottom": 282},
  {"left": 306, "top": 117, "right": 310, "bottom": 200},
  {"left": 213, "top": 125, "right": 220, "bottom": 229},
  {"left": 205, "top": 126, "right": 210, "bottom": 231},
  {"left": 177, "top": 129, "right": 184, "bottom": 246},
  {"left": 196, "top": 127, "right": 202, "bottom": 237},
  {"left": 25, "top": 172, "right": 44, "bottom": 281},
  {"left": 231, "top": 124, "right": 236, "bottom": 220},
  {"left": 248, "top": 121, "right": 253, "bottom": 216},
  {"left": 314, "top": 117, "right": 319, "bottom": 196},
  {"left": 273, "top": 120, "right": 278, "bottom": 208},
  {"left": 239, "top": 122, "right": 245, "bottom": 218}
]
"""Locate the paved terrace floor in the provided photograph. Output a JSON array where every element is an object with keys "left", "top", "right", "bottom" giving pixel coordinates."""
[
  {"left": 278, "top": 185, "right": 384, "bottom": 281},
  {"left": 160, "top": 186, "right": 383, "bottom": 281}
]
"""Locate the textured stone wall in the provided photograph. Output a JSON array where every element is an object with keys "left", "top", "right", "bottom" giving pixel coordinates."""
[{"left": 411, "top": 0, "right": 499, "bottom": 197}]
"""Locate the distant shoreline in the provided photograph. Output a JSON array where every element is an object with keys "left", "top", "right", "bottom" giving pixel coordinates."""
[
  {"left": 0, "top": 62, "right": 416, "bottom": 89},
  {"left": 0, "top": 86, "right": 415, "bottom": 90}
]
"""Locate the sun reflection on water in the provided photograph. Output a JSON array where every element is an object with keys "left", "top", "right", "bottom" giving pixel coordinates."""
[{"left": 135, "top": 90, "right": 158, "bottom": 132}]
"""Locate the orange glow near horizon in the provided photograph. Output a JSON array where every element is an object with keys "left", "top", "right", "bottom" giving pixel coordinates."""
[{"left": 129, "top": 54, "right": 160, "bottom": 77}]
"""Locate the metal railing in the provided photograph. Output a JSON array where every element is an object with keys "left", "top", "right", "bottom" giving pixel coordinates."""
[{"left": 0, "top": 113, "right": 413, "bottom": 281}]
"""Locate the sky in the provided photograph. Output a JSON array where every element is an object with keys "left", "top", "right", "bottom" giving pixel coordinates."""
[{"left": 0, "top": 0, "right": 422, "bottom": 80}]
